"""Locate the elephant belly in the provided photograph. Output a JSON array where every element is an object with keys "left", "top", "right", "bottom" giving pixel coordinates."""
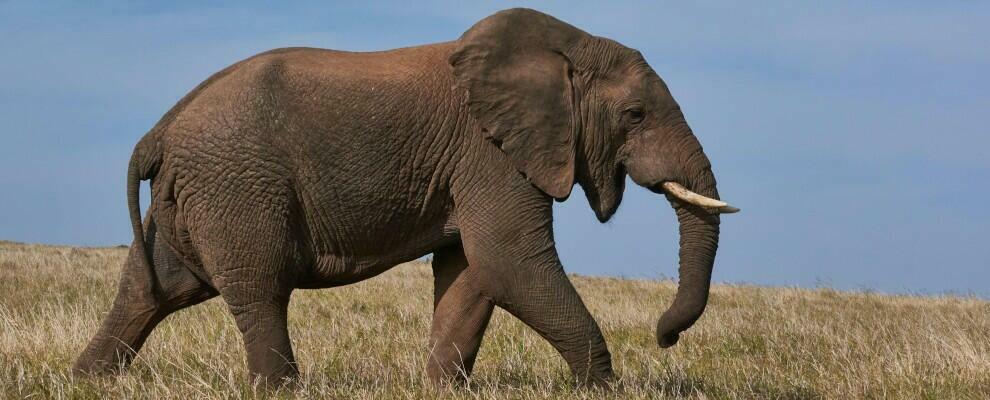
[
  {"left": 291, "top": 172, "right": 460, "bottom": 288},
  {"left": 297, "top": 254, "right": 401, "bottom": 288},
  {"left": 296, "top": 233, "right": 457, "bottom": 289}
]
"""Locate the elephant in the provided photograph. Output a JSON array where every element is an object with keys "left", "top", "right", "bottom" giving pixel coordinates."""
[{"left": 73, "top": 8, "right": 738, "bottom": 387}]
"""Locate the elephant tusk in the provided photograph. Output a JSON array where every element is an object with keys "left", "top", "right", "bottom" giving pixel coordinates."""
[{"left": 661, "top": 182, "right": 740, "bottom": 214}]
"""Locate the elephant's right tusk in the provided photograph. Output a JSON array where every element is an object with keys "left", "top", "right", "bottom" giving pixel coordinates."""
[{"left": 661, "top": 182, "right": 740, "bottom": 214}]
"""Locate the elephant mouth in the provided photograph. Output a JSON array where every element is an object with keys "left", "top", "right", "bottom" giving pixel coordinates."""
[{"left": 653, "top": 181, "right": 740, "bottom": 214}]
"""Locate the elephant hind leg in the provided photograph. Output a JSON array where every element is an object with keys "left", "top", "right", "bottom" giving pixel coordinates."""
[
  {"left": 73, "top": 232, "right": 217, "bottom": 376},
  {"left": 221, "top": 288, "right": 297, "bottom": 387},
  {"left": 213, "top": 268, "right": 298, "bottom": 387},
  {"left": 201, "top": 218, "right": 301, "bottom": 387},
  {"left": 426, "top": 245, "right": 495, "bottom": 384}
]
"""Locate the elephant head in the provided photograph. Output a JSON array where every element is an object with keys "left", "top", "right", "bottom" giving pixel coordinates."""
[{"left": 451, "top": 9, "right": 738, "bottom": 348}]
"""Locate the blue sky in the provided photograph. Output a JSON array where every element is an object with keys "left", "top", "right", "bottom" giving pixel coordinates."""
[{"left": 1, "top": 1, "right": 987, "bottom": 296}]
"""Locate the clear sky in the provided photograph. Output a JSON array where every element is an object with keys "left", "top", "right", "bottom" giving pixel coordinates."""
[{"left": 1, "top": 1, "right": 987, "bottom": 297}]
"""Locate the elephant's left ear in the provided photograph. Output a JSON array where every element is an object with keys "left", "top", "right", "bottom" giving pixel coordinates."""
[{"left": 449, "top": 8, "right": 588, "bottom": 199}]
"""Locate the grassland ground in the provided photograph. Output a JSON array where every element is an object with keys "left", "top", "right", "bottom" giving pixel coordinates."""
[{"left": 1, "top": 240, "right": 987, "bottom": 399}]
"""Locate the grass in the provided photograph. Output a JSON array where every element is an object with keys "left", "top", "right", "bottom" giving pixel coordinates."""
[{"left": 1, "top": 240, "right": 987, "bottom": 399}]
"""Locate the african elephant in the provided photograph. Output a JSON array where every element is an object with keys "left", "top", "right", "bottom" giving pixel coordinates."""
[{"left": 73, "top": 8, "right": 738, "bottom": 386}]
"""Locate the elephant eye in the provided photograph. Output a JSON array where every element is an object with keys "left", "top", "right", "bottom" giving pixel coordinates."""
[{"left": 626, "top": 108, "right": 645, "bottom": 124}]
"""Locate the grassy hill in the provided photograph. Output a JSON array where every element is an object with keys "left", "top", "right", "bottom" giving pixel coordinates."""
[{"left": 1, "top": 241, "right": 987, "bottom": 399}]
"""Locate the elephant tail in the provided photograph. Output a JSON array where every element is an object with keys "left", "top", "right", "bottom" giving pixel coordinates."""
[{"left": 126, "top": 132, "right": 163, "bottom": 301}]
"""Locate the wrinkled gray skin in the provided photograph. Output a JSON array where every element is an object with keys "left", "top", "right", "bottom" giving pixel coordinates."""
[{"left": 74, "top": 9, "right": 726, "bottom": 387}]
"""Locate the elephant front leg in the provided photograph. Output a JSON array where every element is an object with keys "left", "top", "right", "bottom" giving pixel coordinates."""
[
  {"left": 493, "top": 263, "right": 614, "bottom": 386},
  {"left": 464, "top": 236, "right": 613, "bottom": 385},
  {"left": 456, "top": 203, "right": 615, "bottom": 385},
  {"left": 426, "top": 245, "right": 495, "bottom": 384}
]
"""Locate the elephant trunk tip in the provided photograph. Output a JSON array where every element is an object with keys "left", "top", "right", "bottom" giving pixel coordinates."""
[
  {"left": 656, "top": 319, "right": 682, "bottom": 349},
  {"left": 655, "top": 300, "right": 707, "bottom": 349},
  {"left": 656, "top": 329, "right": 680, "bottom": 348}
]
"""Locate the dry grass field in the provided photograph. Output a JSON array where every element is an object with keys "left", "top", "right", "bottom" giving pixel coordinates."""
[{"left": 1, "top": 240, "right": 987, "bottom": 399}]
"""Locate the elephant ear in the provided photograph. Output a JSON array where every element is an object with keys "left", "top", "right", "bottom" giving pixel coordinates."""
[{"left": 450, "top": 8, "right": 587, "bottom": 199}]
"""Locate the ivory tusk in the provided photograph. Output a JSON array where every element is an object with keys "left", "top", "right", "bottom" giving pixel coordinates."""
[{"left": 661, "top": 181, "right": 740, "bottom": 213}]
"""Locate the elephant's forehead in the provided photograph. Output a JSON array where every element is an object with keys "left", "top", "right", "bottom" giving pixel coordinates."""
[{"left": 596, "top": 67, "right": 671, "bottom": 105}]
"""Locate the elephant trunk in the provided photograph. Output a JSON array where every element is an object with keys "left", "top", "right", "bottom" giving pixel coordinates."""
[{"left": 656, "top": 161, "right": 721, "bottom": 348}]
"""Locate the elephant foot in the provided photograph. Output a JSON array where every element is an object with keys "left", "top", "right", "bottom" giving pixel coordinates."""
[
  {"left": 248, "top": 368, "right": 301, "bottom": 392},
  {"left": 72, "top": 303, "right": 162, "bottom": 378},
  {"left": 72, "top": 356, "right": 128, "bottom": 378},
  {"left": 576, "top": 370, "right": 617, "bottom": 389},
  {"left": 426, "top": 364, "right": 472, "bottom": 387}
]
